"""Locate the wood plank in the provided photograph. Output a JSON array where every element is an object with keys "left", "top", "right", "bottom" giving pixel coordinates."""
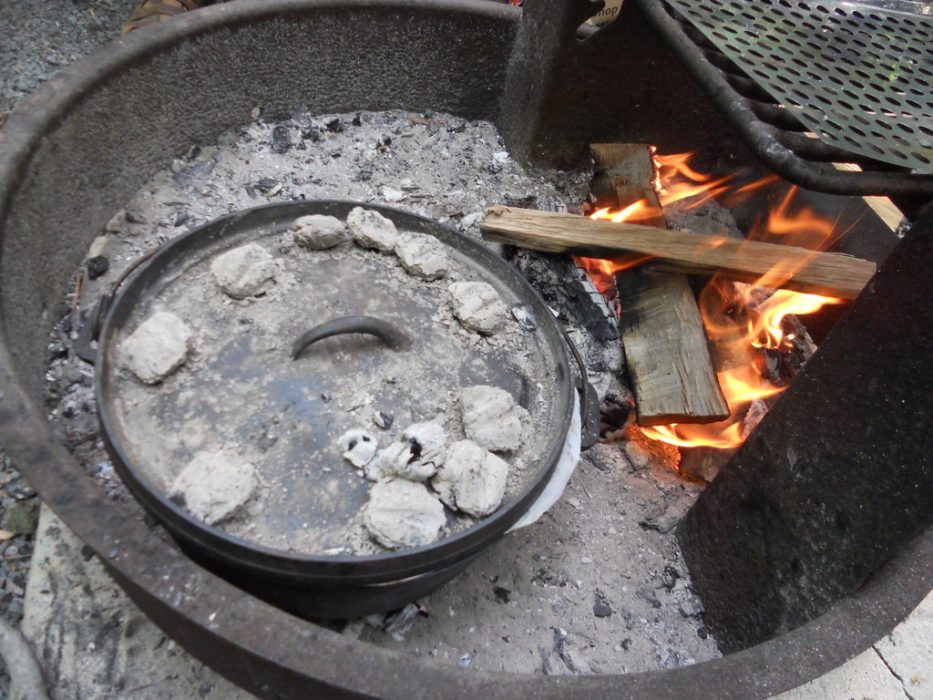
[
  {"left": 834, "top": 162, "right": 904, "bottom": 231},
  {"left": 481, "top": 205, "right": 876, "bottom": 299},
  {"left": 589, "top": 143, "right": 728, "bottom": 426},
  {"left": 616, "top": 270, "right": 731, "bottom": 425}
]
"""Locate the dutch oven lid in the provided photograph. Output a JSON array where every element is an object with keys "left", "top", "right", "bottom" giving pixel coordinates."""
[{"left": 95, "top": 201, "right": 574, "bottom": 584}]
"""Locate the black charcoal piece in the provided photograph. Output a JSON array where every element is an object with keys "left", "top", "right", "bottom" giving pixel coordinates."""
[
  {"left": 254, "top": 178, "right": 279, "bottom": 194},
  {"left": 373, "top": 412, "right": 394, "bottom": 429},
  {"left": 86, "top": 255, "right": 110, "bottom": 279},
  {"left": 593, "top": 590, "right": 613, "bottom": 618}
]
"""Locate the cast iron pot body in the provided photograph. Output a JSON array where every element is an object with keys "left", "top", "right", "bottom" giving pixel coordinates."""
[
  {"left": 94, "top": 200, "right": 575, "bottom": 618},
  {"left": 1, "top": 2, "right": 931, "bottom": 698}
]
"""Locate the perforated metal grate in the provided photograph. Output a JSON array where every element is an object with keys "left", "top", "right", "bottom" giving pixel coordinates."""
[{"left": 664, "top": 0, "right": 933, "bottom": 173}]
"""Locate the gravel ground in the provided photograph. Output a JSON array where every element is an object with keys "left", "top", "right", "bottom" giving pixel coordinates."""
[
  {"left": 0, "top": 0, "right": 137, "bottom": 693},
  {"left": 0, "top": 0, "right": 138, "bottom": 117}
]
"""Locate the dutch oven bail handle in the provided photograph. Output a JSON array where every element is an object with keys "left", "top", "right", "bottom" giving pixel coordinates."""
[
  {"left": 290, "top": 314, "right": 600, "bottom": 450},
  {"left": 290, "top": 316, "right": 412, "bottom": 358}
]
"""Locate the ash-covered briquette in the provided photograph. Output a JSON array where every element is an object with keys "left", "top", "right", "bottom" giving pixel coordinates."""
[
  {"left": 120, "top": 311, "right": 192, "bottom": 384},
  {"left": 44, "top": 108, "right": 718, "bottom": 675},
  {"left": 448, "top": 281, "right": 508, "bottom": 335},
  {"left": 291, "top": 214, "right": 350, "bottom": 250},
  {"left": 432, "top": 440, "right": 509, "bottom": 518},
  {"left": 347, "top": 206, "right": 399, "bottom": 252},
  {"left": 338, "top": 429, "right": 379, "bottom": 469},
  {"left": 461, "top": 384, "right": 529, "bottom": 453},
  {"left": 169, "top": 450, "right": 258, "bottom": 526},
  {"left": 363, "top": 478, "right": 446, "bottom": 550},
  {"left": 210, "top": 242, "right": 277, "bottom": 299},
  {"left": 395, "top": 232, "right": 450, "bottom": 280}
]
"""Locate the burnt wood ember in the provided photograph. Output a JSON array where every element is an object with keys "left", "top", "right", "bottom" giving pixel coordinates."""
[{"left": 679, "top": 208, "right": 933, "bottom": 652}]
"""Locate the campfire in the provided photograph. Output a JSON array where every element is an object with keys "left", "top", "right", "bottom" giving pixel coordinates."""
[
  {"left": 583, "top": 152, "right": 845, "bottom": 452},
  {"left": 483, "top": 146, "right": 872, "bottom": 470}
]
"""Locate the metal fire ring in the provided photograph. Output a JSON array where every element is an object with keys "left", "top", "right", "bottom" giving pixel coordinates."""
[
  {"left": 665, "top": 0, "right": 933, "bottom": 172},
  {"left": 0, "top": 1, "right": 931, "bottom": 697}
]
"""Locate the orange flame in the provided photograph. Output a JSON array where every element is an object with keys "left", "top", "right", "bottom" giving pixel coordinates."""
[
  {"left": 577, "top": 150, "right": 846, "bottom": 452},
  {"left": 653, "top": 151, "right": 734, "bottom": 209},
  {"left": 578, "top": 151, "right": 736, "bottom": 288},
  {"left": 642, "top": 282, "right": 841, "bottom": 450},
  {"left": 748, "top": 289, "right": 843, "bottom": 351}
]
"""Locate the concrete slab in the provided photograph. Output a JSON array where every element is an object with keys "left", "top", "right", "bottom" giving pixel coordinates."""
[
  {"left": 21, "top": 506, "right": 252, "bottom": 700},
  {"left": 875, "top": 592, "right": 933, "bottom": 700},
  {"left": 776, "top": 650, "right": 910, "bottom": 700}
]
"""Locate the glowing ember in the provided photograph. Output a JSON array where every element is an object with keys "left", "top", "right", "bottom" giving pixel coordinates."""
[{"left": 578, "top": 151, "right": 845, "bottom": 451}]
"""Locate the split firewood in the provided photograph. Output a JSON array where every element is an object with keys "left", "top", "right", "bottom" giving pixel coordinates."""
[
  {"left": 480, "top": 206, "right": 876, "bottom": 300},
  {"left": 588, "top": 143, "right": 665, "bottom": 227},
  {"left": 586, "top": 144, "right": 729, "bottom": 427},
  {"left": 615, "top": 269, "right": 731, "bottom": 425}
]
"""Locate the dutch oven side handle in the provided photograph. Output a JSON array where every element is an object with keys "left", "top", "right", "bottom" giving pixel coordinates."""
[{"left": 559, "top": 326, "right": 601, "bottom": 451}]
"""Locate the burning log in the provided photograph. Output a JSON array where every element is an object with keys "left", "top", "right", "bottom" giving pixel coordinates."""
[
  {"left": 615, "top": 270, "right": 730, "bottom": 425},
  {"left": 585, "top": 144, "right": 729, "bottom": 427},
  {"left": 480, "top": 206, "right": 876, "bottom": 300},
  {"left": 588, "top": 143, "right": 666, "bottom": 227}
]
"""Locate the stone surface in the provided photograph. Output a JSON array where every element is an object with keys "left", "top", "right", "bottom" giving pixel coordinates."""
[
  {"left": 363, "top": 479, "right": 445, "bottom": 549},
  {"left": 0, "top": 0, "right": 138, "bottom": 115},
  {"left": 347, "top": 206, "right": 398, "bottom": 252},
  {"left": 1, "top": 499, "right": 39, "bottom": 536},
  {"left": 874, "top": 591, "right": 933, "bottom": 700},
  {"left": 448, "top": 281, "right": 507, "bottom": 335},
  {"left": 460, "top": 385, "right": 528, "bottom": 453},
  {"left": 169, "top": 450, "right": 258, "bottom": 526},
  {"left": 395, "top": 232, "right": 450, "bottom": 280},
  {"left": 432, "top": 440, "right": 509, "bottom": 518},
  {"left": 209, "top": 242, "right": 276, "bottom": 299},
  {"left": 120, "top": 311, "right": 193, "bottom": 384},
  {"left": 775, "top": 643, "right": 912, "bottom": 700},
  {"left": 291, "top": 214, "right": 349, "bottom": 250}
]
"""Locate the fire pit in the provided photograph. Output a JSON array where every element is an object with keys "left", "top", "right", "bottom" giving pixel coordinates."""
[{"left": 0, "top": 0, "right": 930, "bottom": 697}]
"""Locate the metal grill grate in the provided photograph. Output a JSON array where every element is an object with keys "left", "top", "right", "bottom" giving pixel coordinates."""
[{"left": 664, "top": 0, "right": 933, "bottom": 173}]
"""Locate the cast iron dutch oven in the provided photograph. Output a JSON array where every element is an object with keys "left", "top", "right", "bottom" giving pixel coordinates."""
[{"left": 94, "top": 200, "right": 583, "bottom": 618}]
